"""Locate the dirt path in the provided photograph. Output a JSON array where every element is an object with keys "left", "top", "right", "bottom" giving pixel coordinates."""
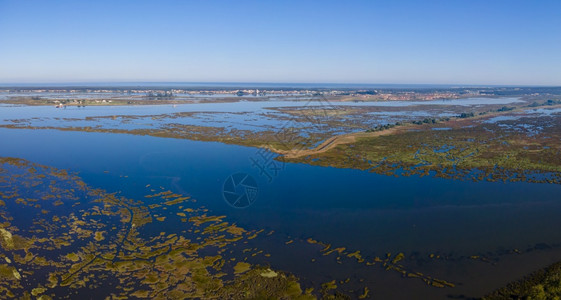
[
  {"left": 266, "top": 103, "right": 561, "bottom": 159},
  {"left": 267, "top": 127, "right": 404, "bottom": 159}
]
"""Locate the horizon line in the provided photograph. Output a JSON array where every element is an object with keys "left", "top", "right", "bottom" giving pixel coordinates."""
[{"left": 0, "top": 81, "right": 560, "bottom": 88}]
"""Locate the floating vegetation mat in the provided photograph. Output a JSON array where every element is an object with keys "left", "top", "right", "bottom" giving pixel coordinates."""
[
  {"left": 3, "top": 154, "right": 560, "bottom": 299},
  {"left": 0, "top": 157, "right": 479, "bottom": 299},
  {"left": 0, "top": 157, "right": 315, "bottom": 299}
]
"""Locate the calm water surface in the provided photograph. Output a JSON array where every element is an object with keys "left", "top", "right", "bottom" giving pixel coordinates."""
[
  {"left": 1, "top": 98, "right": 560, "bottom": 298},
  {"left": 2, "top": 128, "right": 561, "bottom": 251}
]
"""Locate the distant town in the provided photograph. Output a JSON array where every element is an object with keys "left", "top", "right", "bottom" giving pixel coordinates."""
[{"left": 1, "top": 85, "right": 560, "bottom": 106}]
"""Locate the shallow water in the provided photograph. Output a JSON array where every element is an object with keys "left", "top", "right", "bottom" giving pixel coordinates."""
[
  {"left": 3, "top": 127, "right": 560, "bottom": 251},
  {"left": 483, "top": 115, "right": 521, "bottom": 123},
  {"left": 0, "top": 97, "right": 525, "bottom": 141},
  {"left": 0, "top": 97, "right": 523, "bottom": 120},
  {"left": 1, "top": 127, "right": 561, "bottom": 298},
  {"left": 2, "top": 95, "right": 561, "bottom": 298}
]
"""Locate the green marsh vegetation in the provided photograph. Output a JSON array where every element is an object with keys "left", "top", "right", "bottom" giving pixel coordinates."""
[
  {"left": 0, "top": 157, "right": 316, "bottom": 299},
  {"left": 0, "top": 157, "right": 488, "bottom": 299},
  {"left": 284, "top": 106, "right": 561, "bottom": 185},
  {"left": 484, "top": 261, "right": 561, "bottom": 300}
]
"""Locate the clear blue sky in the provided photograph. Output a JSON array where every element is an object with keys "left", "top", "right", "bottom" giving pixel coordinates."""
[{"left": 1, "top": 0, "right": 560, "bottom": 85}]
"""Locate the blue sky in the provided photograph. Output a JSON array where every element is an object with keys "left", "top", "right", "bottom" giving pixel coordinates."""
[{"left": 0, "top": 0, "right": 560, "bottom": 85}]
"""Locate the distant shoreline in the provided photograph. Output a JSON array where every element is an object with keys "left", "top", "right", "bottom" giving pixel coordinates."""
[
  {"left": 1, "top": 82, "right": 559, "bottom": 89},
  {"left": 2, "top": 85, "right": 558, "bottom": 107}
]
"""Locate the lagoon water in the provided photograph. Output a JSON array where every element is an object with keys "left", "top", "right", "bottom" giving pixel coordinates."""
[
  {"left": 3, "top": 128, "right": 560, "bottom": 253},
  {"left": 1, "top": 98, "right": 561, "bottom": 298},
  {"left": 0, "top": 97, "right": 522, "bottom": 120}
]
